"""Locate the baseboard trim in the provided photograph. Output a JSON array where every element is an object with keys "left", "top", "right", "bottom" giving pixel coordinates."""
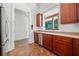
[{"left": 14, "top": 38, "right": 28, "bottom": 42}]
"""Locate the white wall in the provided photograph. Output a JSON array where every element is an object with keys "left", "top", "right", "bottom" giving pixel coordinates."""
[
  {"left": 60, "top": 23, "right": 79, "bottom": 32},
  {"left": 1, "top": 3, "right": 37, "bottom": 55},
  {"left": 43, "top": 4, "right": 79, "bottom": 32}
]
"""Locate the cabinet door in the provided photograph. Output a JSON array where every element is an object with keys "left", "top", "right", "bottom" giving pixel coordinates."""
[
  {"left": 36, "top": 13, "right": 40, "bottom": 27},
  {"left": 53, "top": 35, "right": 72, "bottom": 56},
  {"left": 60, "top": 3, "right": 77, "bottom": 24},
  {"left": 73, "top": 39, "right": 79, "bottom": 56},
  {"left": 34, "top": 32, "right": 38, "bottom": 44},
  {"left": 73, "top": 44, "right": 79, "bottom": 56},
  {"left": 53, "top": 35, "right": 72, "bottom": 46},
  {"left": 53, "top": 41, "right": 72, "bottom": 56},
  {"left": 77, "top": 3, "right": 79, "bottom": 22},
  {"left": 36, "top": 13, "right": 43, "bottom": 27},
  {"left": 43, "top": 34, "right": 52, "bottom": 50}
]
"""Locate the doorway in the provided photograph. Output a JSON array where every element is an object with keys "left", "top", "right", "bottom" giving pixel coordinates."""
[{"left": 15, "top": 8, "right": 30, "bottom": 43}]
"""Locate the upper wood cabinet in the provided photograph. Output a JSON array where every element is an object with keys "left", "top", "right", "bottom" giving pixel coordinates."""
[
  {"left": 36, "top": 13, "right": 43, "bottom": 27},
  {"left": 60, "top": 3, "right": 77, "bottom": 24},
  {"left": 77, "top": 3, "right": 79, "bottom": 22}
]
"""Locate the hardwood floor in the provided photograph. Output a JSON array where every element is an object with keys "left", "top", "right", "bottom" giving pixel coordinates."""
[{"left": 7, "top": 39, "right": 56, "bottom": 56}]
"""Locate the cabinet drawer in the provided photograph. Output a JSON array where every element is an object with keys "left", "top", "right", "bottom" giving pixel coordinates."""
[
  {"left": 43, "top": 34, "right": 52, "bottom": 39},
  {"left": 54, "top": 35, "right": 72, "bottom": 43},
  {"left": 53, "top": 35, "right": 72, "bottom": 46}
]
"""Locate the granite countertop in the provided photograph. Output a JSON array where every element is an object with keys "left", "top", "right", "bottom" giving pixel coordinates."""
[{"left": 34, "top": 30, "right": 79, "bottom": 39}]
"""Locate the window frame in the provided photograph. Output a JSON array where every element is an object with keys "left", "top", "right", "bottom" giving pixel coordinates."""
[{"left": 44, "top": 13, "right": 59, "bottom": 30}]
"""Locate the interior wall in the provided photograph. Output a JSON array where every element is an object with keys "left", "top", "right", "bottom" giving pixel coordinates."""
[
  {"left": 60, "top": 23, "right": 79, "bottom": 32},
  {"left": 15, "top": 9, "right": 28, "bottom": 41}
]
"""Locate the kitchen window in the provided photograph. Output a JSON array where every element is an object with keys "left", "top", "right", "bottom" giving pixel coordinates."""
[{"left": 45, "top": 13, "right": 59, "bottom": 30}]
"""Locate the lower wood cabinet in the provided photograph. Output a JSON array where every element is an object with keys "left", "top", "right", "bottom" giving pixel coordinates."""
[
  {"left": 73, "top": 39, "right": 79, "bottom": 56},
  {"left": 42, "top": 34, "right": 73, "bottom": 56},
  {"left": 34, "top": 32, "right": 39, "bottom": 44},
  {"left": 34, "top": 32, "right": 79, "bottom": 56},
  {"left": 43, "top": 34, "right": 53, "bottom": 50},
  {"left": 53, "top": 41, "right": 72, "bottom": 56},
  {"left": 53, "top": 35, "right": 72, "bottom": 56}
]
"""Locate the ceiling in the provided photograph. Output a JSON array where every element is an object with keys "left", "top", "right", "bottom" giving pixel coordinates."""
[{"left": 36, "top": 3, "right": 59, "bottom": 13}]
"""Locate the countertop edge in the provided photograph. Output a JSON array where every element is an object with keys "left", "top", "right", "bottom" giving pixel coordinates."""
[{"left": 34, "top": 31, "right": 79, "bottom": 39}]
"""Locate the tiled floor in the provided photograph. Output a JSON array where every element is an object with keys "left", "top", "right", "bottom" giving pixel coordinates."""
[{"left": 7, "top": 39, "right": 56, "bottom": 56}]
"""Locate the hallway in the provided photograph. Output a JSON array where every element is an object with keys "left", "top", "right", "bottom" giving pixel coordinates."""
[{"left": 7, "top": 39, "right": 56, "bottom": 56}]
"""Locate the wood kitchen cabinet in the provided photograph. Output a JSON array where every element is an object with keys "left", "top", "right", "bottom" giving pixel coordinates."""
[
  {"left": 34, "top": 32, "right": 39, "bottom": 44},
  {"left": 36, "top": 32, "right": 79, "bottom": 56},
  {"left": 36, "top": 13, "right": 43, "bottom": 27},
  {"left": 73, "top": 39, "right": 79, "bottom": 56},
  {"left": 60, "top": 3, "right": 77, "bottom": 24},
  {"left": 77, "top": 3, "right": 79, "bottom": 22},
  {"left": 42, "top": 33, "right": 73, "bottom": 56},
  {"left": 53, "top": 35, "right": 72, "bottom": 56},
  {"left": 43, "top": 34, "right": 53, "bottom": 50}
]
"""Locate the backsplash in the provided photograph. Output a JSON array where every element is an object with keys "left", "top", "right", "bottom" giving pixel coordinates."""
[{"left": 60, "top": 23, "right": 79, "bottom": 32}]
